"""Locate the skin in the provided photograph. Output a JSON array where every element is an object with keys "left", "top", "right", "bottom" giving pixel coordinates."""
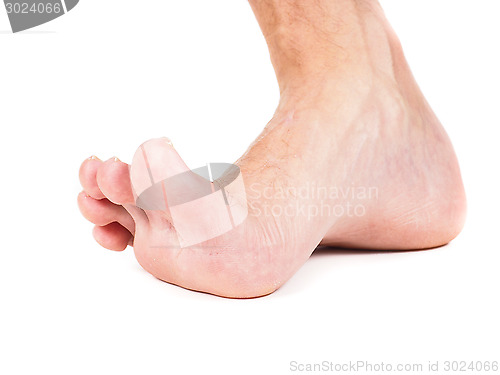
[{"left": 78, "top": 0, "right": 466, "bottom": 298}]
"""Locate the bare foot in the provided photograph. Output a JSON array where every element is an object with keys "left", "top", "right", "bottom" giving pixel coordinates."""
[{"left": 78, "top": 0, "right": 466, "bottom": 297}]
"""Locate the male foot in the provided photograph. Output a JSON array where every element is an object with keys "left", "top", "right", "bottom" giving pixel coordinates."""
[{"left": 78, "top": 0, "right": 466, "bottom": 297}]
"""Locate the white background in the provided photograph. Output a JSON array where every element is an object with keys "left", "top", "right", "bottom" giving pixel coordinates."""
[{"left": 1, "top": 1, "right": 499, "bottom": 374}]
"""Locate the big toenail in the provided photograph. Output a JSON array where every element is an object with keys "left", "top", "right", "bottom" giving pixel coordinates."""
[
  {"left": 162, "top": 137, "right": 173, "bottom": 146},
  {"left": 88, "top": 155, "right": 101, "bottom": 161}
]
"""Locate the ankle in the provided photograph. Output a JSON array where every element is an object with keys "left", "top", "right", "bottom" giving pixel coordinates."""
[
  {"left": 250, "top": 0, "right": 408, "bottom": 94},
  {"left": 251, "top": 0, "right": 357, "bottom": 83}
]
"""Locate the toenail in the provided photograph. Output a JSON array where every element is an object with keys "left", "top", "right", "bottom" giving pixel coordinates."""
[
  {"left": 112, "top": 156, "right": 121, "bottom": 162},
  {"left": 80, "top": 191, "right": 90, "bottom": 198},
  {"left": 88, "top": 155, "right": 101, "bottom": 161},
  {"left": 161, "top": 137, "right": 173, "bottom": 146}
]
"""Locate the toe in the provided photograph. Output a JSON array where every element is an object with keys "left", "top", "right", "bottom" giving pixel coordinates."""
[
  {"left": 93, "top": 222, "right": 132, "bottom": 251},
  {"left": 79, "top": 156, "right": 105, "bottom": 199},
  {"left": 96, "top": 158, "right": 135, "bottom": 205},
  {"left": 129, "top": 137, "right": 245, "bottom": 248},
  {"left": 130, "top": 137, "right": 191, "bottom": 198},
  {"left": 77, "top": 191, "right": 135, "bottom": 234},
  {"left": 129, "top": 137, "right": 198, "bottom": 231}
]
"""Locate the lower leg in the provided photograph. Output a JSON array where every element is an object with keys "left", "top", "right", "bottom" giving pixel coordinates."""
[{"left": 249, "top": 0, "right": 397, "bottom": 91}]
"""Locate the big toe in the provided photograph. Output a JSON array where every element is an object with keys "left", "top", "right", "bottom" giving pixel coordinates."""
[
  {"left": 130, "top": 137, "right": 191, "bottom": 200},
  {"left": 130, "top": 137, "right": 248, "bottom": 248}
]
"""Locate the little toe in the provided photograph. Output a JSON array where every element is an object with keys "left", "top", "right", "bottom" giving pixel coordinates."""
[
  {"left": 93, "top": 222, "right": 132, "bottom": 251},
  {"left": 79, "top": 156, "right": 106, "bottom": 199}
]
